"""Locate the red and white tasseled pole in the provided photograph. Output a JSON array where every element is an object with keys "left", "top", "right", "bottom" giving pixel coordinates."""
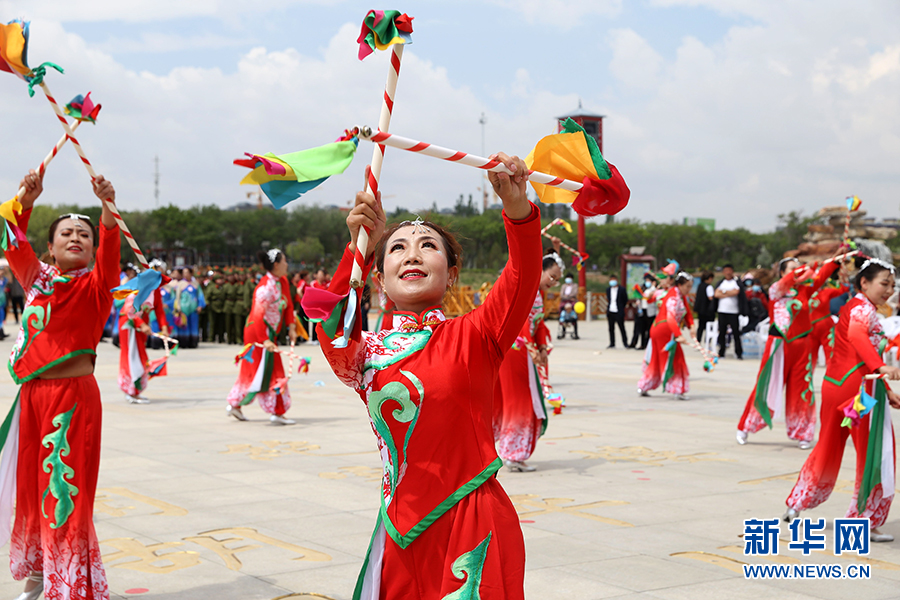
[
  {"left": 540, "top": 218, "right": 567, "bottom": 236},
  {"left": 542, "top": 232, "right": 579, "bottom": 256},
  {"left": 13, "top": 120, "right": 83, "bottom": 201},
  {"left": 355, "top": 126, "right": 585, "bottom": 193},
  {"left": 350, "top": 44, "right": 404, "bottom": 288},
  {"left": 36, "top": 81, "right": 150, "bottom": 269}
]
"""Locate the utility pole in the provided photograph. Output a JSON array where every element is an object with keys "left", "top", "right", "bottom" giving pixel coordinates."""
[
  {"left": 479, "top": 112, "right": 492, "bottom": 211},
  {"left": 154, "top": 155, "right": 160, "bottom": 207}
]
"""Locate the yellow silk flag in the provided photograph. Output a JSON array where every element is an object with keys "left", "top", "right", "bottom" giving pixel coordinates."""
[{"left": 526, "top": 131, "right": 605, "bottom": 205}]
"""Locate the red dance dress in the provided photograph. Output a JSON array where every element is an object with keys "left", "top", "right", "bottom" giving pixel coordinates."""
[
  {"left": 312, "top": 205, "right": 541, "bottom": 599},
  {"left": 785, "top": 293, "right": 895, "bottom": 526},
  {"left": 493, "top": 290, "right": 550, "bottom": 463},
  {"left": 808, "top": 284, "right": 843, "bottom": 371},
  {"left": 738, "top": 262, "right": 838, "bottom": 442},
  {"left": 637, "top": 287, "right": 693, "bottom": 396},
  {"left": 227, "top": 272, "right": 296, "bottom": 416},
  {"left": 117, "top": 289, "right": 168, "bottom": 397},
  {"left": 0, "top": 208, "right": 119, "bottom": 600}
]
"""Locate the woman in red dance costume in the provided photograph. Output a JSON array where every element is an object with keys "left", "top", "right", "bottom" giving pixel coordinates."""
[
  {"left": 737, "top": 257, "right": 841, "bottom": 448},
  {"left": 117, "top": 282, "right": 169, "bottom": 404},
  {"left": 808, "top": 270, "right": 846, "bottom": 371},
  {"left": 306, "top": 154, "right": 540, "bottom": 599},
  {"left": 637, "top": 272, "right": 695, "bottom": 400},
  {"left": 226, "top": 249, "right": 298, "bottom": 425},
  {"left": 784, "top": 258, "right": 900, "bottom": 542},
  {"left": 0, "top": 170, "right": 120, "bottom": 600},
  {"left": 493, "top": 251, "right": 562, "bottom": 472}
]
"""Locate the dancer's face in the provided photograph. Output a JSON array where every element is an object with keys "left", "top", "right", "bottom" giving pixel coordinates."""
[
  {"left": 48, "top": 217, "right": 94, "bottom": 271},
  {"left": 678, "top": 281, "right": 693, "bottom": 296},
  {"left": 861, "top": 271, "right": 895, "bottom": 305},
  {"left": 271, "top": 255, "right": 288, "bottom": 278},
  {"left": 382, "top": 224, "right": 458, "bottom": 314},
  {"left": 540, "top": 264, "right": 561, "bottom": 292}
]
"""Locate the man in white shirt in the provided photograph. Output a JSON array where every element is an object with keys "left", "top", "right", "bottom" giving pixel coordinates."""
[{"left": 713, "top": 264, "right": 746, "bottom": 359}]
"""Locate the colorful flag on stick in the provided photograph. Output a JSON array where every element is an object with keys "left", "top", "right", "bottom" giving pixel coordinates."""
[
  {"left": 846, "top": 195, "right": 862, "bottom": 212},
  {"left": 0, "top": 19, "right": 30, "bottom": 79},
  {"left": 357, "top": 10, "right": 413, "bottom": 60},
  {"left": 64, "top": 92, "right": 101, "bottom": 123},
  {"left": 527, "top": 118, "right": 630, "bottom": 217},
  {"left": 0, "top": 198, "right": 26, "bottom": 251},
  {"left": 234, "top": 132, "right": 359, "bottom": 208},
  {"left": 0, "top": 19, "right": 62, "bottom": 95}
]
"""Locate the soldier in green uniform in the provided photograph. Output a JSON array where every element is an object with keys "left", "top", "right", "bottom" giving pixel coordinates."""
[
  {"left": 207, "top": 272, "right": 227, "bottom": 343},
  {"left": 241, "top": 268, "right": 257, "bottom": 345},
  {"left": 223, "top": 270, "right": 238, "bottom": 345},
  {"left": 199, "top": 269, "right": 214, "bottom": 342},
  {"left": 231, "top": 268, "right": 246, "bottom": 346}
]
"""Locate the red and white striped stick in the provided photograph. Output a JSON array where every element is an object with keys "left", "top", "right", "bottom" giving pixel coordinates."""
[
  {"left": 542, "top": 232, "right": 579, "bottom": 256},
  {"left": 355, "top": 126, "right": 585, "bottom": 193},
  {"left": 864, "top": 373, "right": 893, "bottom": 380},
  {"left": 823, "top": 250, "right": 859, "bottom": 265},
  {"left": 350, "top": 44, "right": 404, "bottom": 288},
  {"left": 14, "top": 119, "right": 83, "bottom": 201},
  {"left": 540, "top": 218, "right": 570, "bottom": 236},
  {"left": 36, "top": 81, "right": 150, "bottom": 269}
]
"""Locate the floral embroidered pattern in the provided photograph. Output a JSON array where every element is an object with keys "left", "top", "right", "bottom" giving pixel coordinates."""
[
  {"left": 255, "top": 273, "right": 286, "bottom": 331},
  {"left": 849, "top": 293, "right": 885, "bottom": 349},
  {"left": 41, "top": 405, "right": 79, "bottom": 529},
  {"left": 367, "top": 370, "right": 423, "bottom": 505}
]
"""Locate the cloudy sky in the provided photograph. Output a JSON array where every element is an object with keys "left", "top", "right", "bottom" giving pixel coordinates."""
[{"left": 2, "top": 0, "right": 898, "bottom": 231}]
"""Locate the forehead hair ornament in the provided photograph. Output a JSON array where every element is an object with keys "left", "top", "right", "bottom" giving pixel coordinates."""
[
  {"left": 546, "top": 252, "right": 565, "bottom": 271},
  {"left": 399, "top": 216, "right": 431, "bottom": 234},
  {"left": 677, "top": 271, "right": 694, "bottom": 282},
  {"left": 860, "top": 257, "right": 895, "bottom": 274},
  {"left": 57, "top": 213, "right": 92, "bottom": 230}
]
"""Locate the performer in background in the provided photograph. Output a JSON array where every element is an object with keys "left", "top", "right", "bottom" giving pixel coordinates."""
[
  {"left": 737, "top": 257, "right": 840, "bottom": 448},
  {"left": 118, "top": 274, "right": 169, "bottom": 403},
  {"left": 493, "top": 252, "right": 561, "bottom": 472},
  {"left": 226, "top": 250, "right": 298, "bottom": 424},
  {"left": 637, "top": 272, "right": 695, "bottom": 400},
  {"left": 808, "top": 269, "right": 846, "bottom": 371},
  {"left": 308, "top": 153, "right": 539, "bottom": 599},
  {"left": 1, "top": 170, "right": 120, "bottom": 600},
  {"left": 784, "top": 258, "right": 900, "bottom": 542}
]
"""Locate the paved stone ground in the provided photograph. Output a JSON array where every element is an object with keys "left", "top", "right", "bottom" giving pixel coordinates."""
[{"left": 0, "top": 318, "right": 899, "bottom": 599}]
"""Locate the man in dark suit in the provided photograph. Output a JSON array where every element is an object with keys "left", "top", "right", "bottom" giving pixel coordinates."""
[
  {"left": 606, "top": 274, "right": 628, "bottom": 348},
  {"left": 693, "top": 271, "right": 716, "bottom": 345}
]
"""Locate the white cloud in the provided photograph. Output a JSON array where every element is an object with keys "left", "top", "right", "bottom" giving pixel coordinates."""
[
  {"left": 608, "top": 29, "right": 663, "bottom": 90},
  {"left": 0, "top": 0, "right": 344, "bottom": 23},
  {"left": 601, "top": 2, "right": 900, "bottom": 228},
  {"left": 0, "top": 20, "right": 575, "bottom": 221}
]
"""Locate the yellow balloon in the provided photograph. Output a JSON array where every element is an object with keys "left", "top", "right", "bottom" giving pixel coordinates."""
[{"left": 574, "top": 301, "right": 586, "bottom": 314}]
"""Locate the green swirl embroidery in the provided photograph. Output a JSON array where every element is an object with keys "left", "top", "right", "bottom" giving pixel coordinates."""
[
  {"left": 802, "top": 354, "right": 815, "bottom": 405},
  {"left": 31, "top": 273, "right": 73, "bottom": 297},
  {"left": 442, "top": 532, "right": 492, "bottom": 600},
  {"left": 41, "top": 405, "right": 79, "bottom": 529},
  {"left": 364, "top": 330, "right": 431, "bottom": 373},
  {"left": 827, "top": 326, "right": 835, "bottom": 350},
  {"left": 368, "top": 370, "right": 424, "bottom": 500},
  {"left": 13, "top": 304, "right": 51, "bottom": 364}
]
